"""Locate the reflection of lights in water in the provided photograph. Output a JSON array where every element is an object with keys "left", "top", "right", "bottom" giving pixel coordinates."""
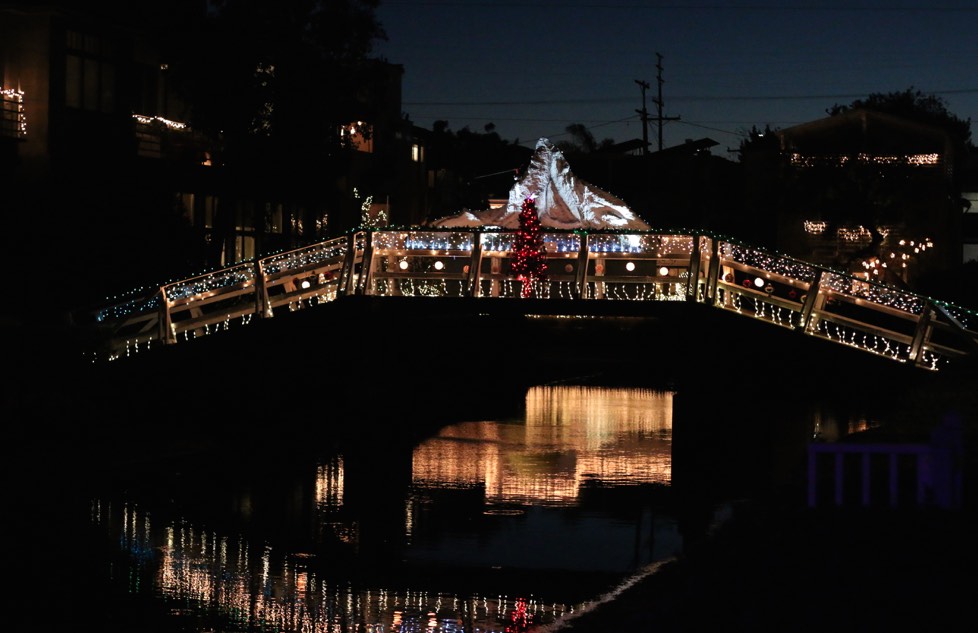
[
  {"left": 315, "top": 455, "right": 344, "bottom": 509},
  {"left": 848, "top": 417, "right": 879, "bottom": 435},
  {"left": 316, "top": 455, "right": 358, "bottom": 544},
  {"left": 96, "top": 502, "right": 572, "bottom": 632},
  {"left": 405, "top": 497, "right": 414, "bottom": 542},
  {"left": 811, "top": 410, "right": 882, "bottom": 442},
  {"left": 412, "top": 386, "right": 673, "bottom": 506}
]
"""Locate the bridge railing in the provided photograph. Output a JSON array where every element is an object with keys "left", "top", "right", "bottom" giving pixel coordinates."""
[
  {"left": 362, "top": 230, "right": 705, "bottom": 301},
  {"left": 707, "top": 240, "right": 978, "bottom": 369},
  {"left": 82, "top": 227, "right": 978, "bottom": 370}
]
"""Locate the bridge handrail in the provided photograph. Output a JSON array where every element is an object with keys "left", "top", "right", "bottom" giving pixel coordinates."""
[{"left": 79, "top": 226, "right": 978, "bottom": 369}]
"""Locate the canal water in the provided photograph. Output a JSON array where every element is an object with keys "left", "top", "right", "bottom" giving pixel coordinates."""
[{"left": 13, "top": 381, "right": 886, "bottom": 633}]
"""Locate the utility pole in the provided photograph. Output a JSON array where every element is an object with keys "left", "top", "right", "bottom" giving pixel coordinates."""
[
  {"left": 635, "top": 79, "right": 650, "bottom": 156},
  {"left": 652, "top": 52, "right": 680, "bottom": 152}
]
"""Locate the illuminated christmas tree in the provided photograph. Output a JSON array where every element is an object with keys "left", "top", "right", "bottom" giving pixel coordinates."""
[{"left": 511, "top": 196, "right": 547, "bottom": 298}]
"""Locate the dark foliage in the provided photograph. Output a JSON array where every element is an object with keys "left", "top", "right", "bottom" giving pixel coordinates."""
[{"left": 424, "top": 122, "right": 532, "bottom": 220}]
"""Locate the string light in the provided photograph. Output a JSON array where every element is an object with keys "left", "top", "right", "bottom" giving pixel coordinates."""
[
  {"left": 1, "top": 87, "right": 27, "bottom": 137},
  {"left": 85, "top": 226, "right": 975, "bottom": 371},
  {"left": 132, "top": 112, "right": 187, "bottom": 130},
  {"left": 789, "top": 152, "right": 940, "bottom": 167}
]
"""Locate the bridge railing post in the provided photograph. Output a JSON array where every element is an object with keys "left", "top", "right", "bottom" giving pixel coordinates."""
[
  {"left": 908, "top": 302, "right": 935, "bottom": 366},
  {"left": 704, "top": 238, "right": 721, "bottom": 304},
  {"left": 686, "top": 234, "right": 703, "bottom": 301},
  {"left": 796, "top": 269, "right": 824, "bottom": 332},
  {"left": 341, "top": 231, "right": 361, "bottom": 296},
  {"left": 254, "top": 258, "right": 269, "bottom": 318},
  {"left": 575, "top": 232, "right": 589, "bottom": 299},
  {"left": 468, "top": 230, "right": 484, "bottom": 297},
  {"left": 158, "top": 287, "right": 175, "bottom": 345},
  {"left": 356, "top": 230, "right": 376, "bottom": 295}
]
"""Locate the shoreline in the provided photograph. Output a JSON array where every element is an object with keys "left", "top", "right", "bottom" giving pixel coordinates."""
[{"left": 540, "top": 500, "right": 978, "bottom": 632}]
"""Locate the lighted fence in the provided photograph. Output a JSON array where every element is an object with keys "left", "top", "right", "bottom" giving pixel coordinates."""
[
  {"left": 1, "top": 87, "right": 26, "bottom": 139},
  {"left": 86, "top": 228, "right": 978, "bottom": 369}
]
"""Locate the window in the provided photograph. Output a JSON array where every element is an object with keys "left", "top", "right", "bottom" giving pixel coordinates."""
[
  {"left": 964, "top": 244, "right": 978, "bottom": 264},
  {"left": 234, "top": 202, "right": 255, "bottom": 231},
  {"left": 179, "top": 193, "right": 195, "bottom": 225},
  {"left": 340, "top": 121, "right": 373, "bottom": 153},
  {"left": 203, "top": 196, "right": 217, "bottom": 229},
  {"left": 235, "top": 235, "right": 255, "bottom": 263},
  {"left": 265, "top": 202, "right": 283, "bottom": 234},
  {"left": 64, "top": 29, "right": 116, "bottom": 113},
  {"left": 411, "top": 143, "right": 423, "bottom": 162}
]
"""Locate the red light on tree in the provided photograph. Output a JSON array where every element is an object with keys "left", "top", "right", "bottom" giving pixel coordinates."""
[
  {"left": 511, "top": 196, "right": 548, "bottom": 298},
  {"left": 505, "top": 597, "right": 532, "bottom": 632}
]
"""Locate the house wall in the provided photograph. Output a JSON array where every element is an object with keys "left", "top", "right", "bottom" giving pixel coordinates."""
[
  {"left": 964, "top": 191, "right": 978, "bottom": 264},
  {"left": 1, "top": 9, "right": 53, "bottom": 171},
  {"left": 3, "top": 5, "right": 425, "bottom": 309}
]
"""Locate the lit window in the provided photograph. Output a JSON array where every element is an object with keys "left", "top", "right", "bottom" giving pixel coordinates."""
[
  {"left": 340, "top": 121, "right": 373, "bottom": 152},
  {"left": 411, "top": 143, "right": 423, "bottom": 162}
]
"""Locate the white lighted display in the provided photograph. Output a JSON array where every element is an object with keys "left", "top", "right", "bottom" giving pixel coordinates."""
[{"left": 87, "top": 227, "right": 969, "bottom": 372}]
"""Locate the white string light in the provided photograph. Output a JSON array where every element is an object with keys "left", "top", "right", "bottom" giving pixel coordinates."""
[{"left": 85, "top": 227, "right": 974, "bottom": 371}]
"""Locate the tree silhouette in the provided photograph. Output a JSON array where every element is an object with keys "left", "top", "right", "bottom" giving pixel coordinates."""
[
  {"left": 827, "top": 87, "right": 973, "bottom": 154},
  {"left": 424, "top": 122, "right": 531, "bottom": 220},
  {"left": 163, "top": 0, "right": 390, "bottom": 237},
  {"left": 555, "top": 123, "right": 615, "bottom": 155}
]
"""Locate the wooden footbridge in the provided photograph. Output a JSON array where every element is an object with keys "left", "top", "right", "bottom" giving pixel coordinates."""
[{"left": 77, "top": 228, "right": 978, "bottom": 372}]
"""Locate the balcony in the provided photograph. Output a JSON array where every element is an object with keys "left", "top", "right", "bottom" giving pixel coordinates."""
[
  {"left": 133, "top": 113, "right": 213, "bottom": 164},
  {"left": 1, "top": 88, "right": 26, "bottom": 140}
]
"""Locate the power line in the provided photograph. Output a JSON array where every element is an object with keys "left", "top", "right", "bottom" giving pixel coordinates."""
[
  {"left": 514, "top": 115, "right": 642, "bottom": 147},
  {"left": 402, "top": 87, "right": 978, "bottom": 108},
  {"left": 383, "top": 1, "right": 978, "bottom": 12}
]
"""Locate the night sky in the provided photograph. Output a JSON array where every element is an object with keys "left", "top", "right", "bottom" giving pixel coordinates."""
[{"left": 373, "top": 1, "right": 978, "bottom": 154}]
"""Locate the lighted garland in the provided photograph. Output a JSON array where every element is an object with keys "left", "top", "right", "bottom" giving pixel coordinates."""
[
  {"left": 727, "top": 244, "right": 817, "bottom": 284},
  {"left": 1, "top": 87, "right": 27, "bottom": 137},
  {"left": 541, "top": 234, "right": 582, "bottom": 253},
  {"left": 587, "top": 233, "right": 695, "bottom": 256},
  {"left": 132, "top": 113, "right": 188, "bottom": 131},
  {"left": 97, "top": 293, "right": 162, "bottom": 322},
  {"left": 261, "top": 237, "right": 348, "bottom": 275},
  {"left": 85, "top": 224, "right": 974, "bottom": 370},
  {"left": 821, "top": 272, "right": 926, "bottom": 315},
  {"left": 789, "top": 152, "right": 940, "bottom": 168},
  {"left": 481, "top": 233, "right": 516, "bottom": 252},
  {"left": 510, "top": 197, "right": 548, "bottom": 299},
  {"left": 165, "top": 265, "right": 255, "bottom": 301},
  {"left": 381, "top": 231, "right": 476, "bottom": 251}
]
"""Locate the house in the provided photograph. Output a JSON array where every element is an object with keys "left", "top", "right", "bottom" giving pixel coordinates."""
[
  {"left": 1, "top": 4, "right": 426, "bottom": 312},
  {"left": 767, "top": 109, "right": 963, "bottom": 287}
]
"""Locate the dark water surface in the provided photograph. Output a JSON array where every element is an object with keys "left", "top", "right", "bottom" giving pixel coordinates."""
[{"left": 12, "top": 382, "right": 892, "bottom": 632}]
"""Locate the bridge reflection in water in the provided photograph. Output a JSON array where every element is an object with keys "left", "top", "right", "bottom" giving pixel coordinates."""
[
  {"left": 81, "top": 228, "right": 978, "bottom": 371},
  {"left": 87, "top": 385, "right": 692, "bottom": 633}
]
